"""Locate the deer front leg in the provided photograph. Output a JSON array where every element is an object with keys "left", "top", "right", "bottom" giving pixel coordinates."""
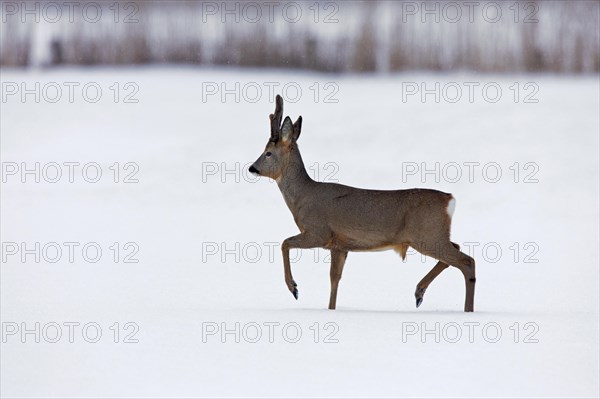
[
  {"left": 281, "top": 234, "right": 326, "bottom": 300},
  {"left": 329, "top": 249, "right": 348, "bottom": 310}
]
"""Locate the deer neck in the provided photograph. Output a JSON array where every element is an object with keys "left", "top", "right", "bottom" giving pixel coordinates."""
[{"left": 276, "top": 146, "right": 313, "bottom": 211}]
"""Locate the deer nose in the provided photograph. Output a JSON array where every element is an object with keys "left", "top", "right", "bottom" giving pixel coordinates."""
[{"left": 249, "top": 165, "right": 260, "bottom": 175}]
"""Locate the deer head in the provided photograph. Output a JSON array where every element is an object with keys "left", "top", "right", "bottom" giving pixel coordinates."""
[{"left": 249, "top": 95, "right": 302, "bottom": 181}]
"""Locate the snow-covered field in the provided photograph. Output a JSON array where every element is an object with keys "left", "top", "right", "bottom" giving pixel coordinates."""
[{"left": 1, "top": 67, "right": 598, "bottom": 398}]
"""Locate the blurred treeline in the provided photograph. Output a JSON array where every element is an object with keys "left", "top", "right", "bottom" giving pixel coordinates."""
[{"left": 1, "top": 0, "right": 598, "bottom": 73}]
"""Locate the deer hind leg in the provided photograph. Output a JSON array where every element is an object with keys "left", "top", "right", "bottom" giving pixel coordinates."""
[
  {"left": 328, "top": 249, "right": 348, "bottom": 310},
  {"left": 412, "top": 241, "right": 476, "bottom": 312},
  {"left": 281, "top": 233, "right": 327, "bottom": 300},
  {"left": 414, "top": 242, "right": 459, "bottom": 308}
]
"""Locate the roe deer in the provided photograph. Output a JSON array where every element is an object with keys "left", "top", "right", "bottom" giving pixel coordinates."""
[{"left": 249, "top": 95, "right": 476, "bottom": 312}]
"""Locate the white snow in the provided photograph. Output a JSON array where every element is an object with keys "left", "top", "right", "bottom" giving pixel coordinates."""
[{"left": 1, "top": 67, "right": 598, "bottom": 398}]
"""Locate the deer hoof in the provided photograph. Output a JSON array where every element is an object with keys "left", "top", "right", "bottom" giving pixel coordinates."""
[
  {"left": 292, "top": 288, "right": 299, "bottom": 300},
  {"left": 415, "top": 287, "right": 426, "bottom": 308}
]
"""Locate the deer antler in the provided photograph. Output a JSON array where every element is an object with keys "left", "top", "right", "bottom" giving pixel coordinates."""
[{"left": 269, "top": 95, "right": 284, "bottom": 142}]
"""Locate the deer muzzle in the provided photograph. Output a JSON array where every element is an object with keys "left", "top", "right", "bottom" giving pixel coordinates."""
[{"left": 249, "top": 165, "right": 260, "bottom": 175}]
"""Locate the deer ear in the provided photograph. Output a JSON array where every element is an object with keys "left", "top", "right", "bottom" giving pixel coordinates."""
[
  {"left": 293, "top": 116, "right": 302, "bottom": 141},
  {"left": 281, "top": 116, "right": 294, "bottom": 143}
]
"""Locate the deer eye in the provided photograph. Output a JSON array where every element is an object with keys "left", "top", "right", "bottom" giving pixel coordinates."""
[{"left": 265, "top": 152, "right": 272, "bottom": 157}]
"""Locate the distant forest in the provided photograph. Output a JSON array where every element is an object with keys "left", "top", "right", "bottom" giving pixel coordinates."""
[{"left": 1, "top": 0, "right": 598, "bottom": 73}]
